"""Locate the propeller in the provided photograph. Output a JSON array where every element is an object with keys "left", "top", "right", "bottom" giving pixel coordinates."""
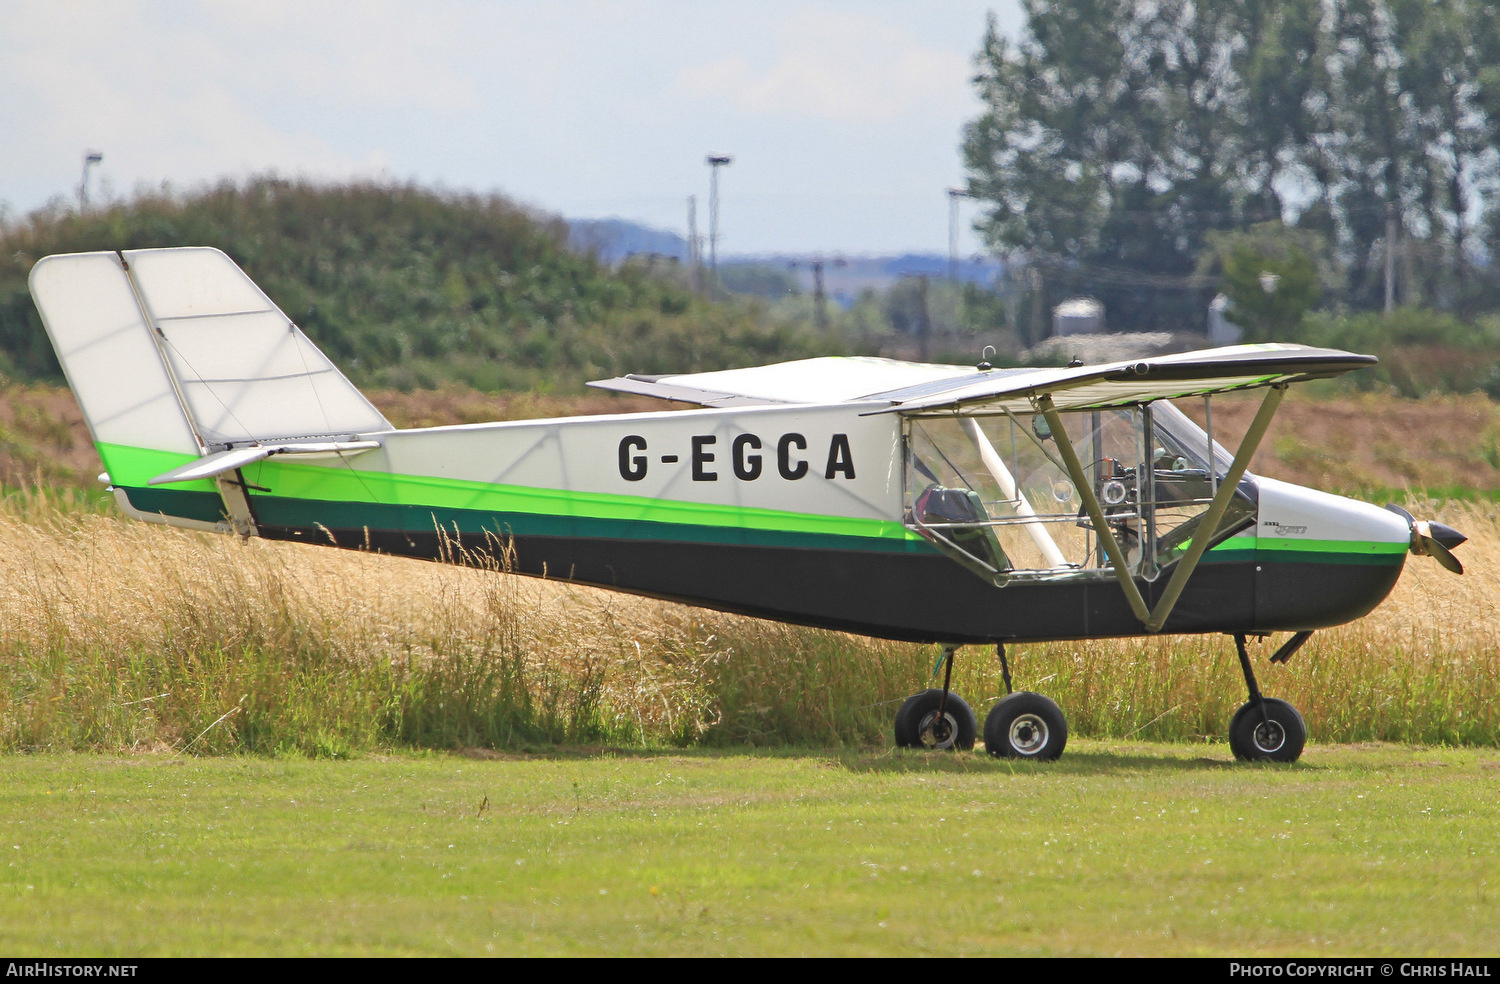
[{"left": 1385, "top": 504, "right": 1467, "bottom": 575}]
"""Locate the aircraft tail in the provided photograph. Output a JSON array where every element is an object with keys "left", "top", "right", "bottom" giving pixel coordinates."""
[{"left": 29, "top": 247, "right": 390, "bottom": 531}]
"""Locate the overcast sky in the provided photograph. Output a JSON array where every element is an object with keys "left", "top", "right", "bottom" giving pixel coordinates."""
[{"left": 1, "top": 1, "right": 1023, "bottom": 256}]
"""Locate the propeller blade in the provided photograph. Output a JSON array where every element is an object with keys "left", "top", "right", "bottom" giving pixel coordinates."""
[{"left": 1420, "top": 535, "right": 1464, "bottom": 574}]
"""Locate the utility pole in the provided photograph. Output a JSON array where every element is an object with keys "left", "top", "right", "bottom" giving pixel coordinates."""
[
  {"left": 1384, "top": 201, "right": 1397, "bottom": 314},
  {"left": 687, "top": 195, "right": 700, "bottom": 293},
  {"left": 916, "top": 274, "right": 932, "bottom": 362},
  {"left": 812, "top": 260, "right": 827, "bottom": 331},
  {"left": 78, "top": 151, "right": 103, "bottom": 211},
  {"left": 706, "top": 154, "right": 732, "bottom": 279},
  {"left": 789, "top": 257, "right": 845, "bottom": 333}
]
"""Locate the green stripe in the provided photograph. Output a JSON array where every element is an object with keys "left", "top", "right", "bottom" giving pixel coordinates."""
[
  {"left": 244, "top": 454, "right": 921, "bottom": 543},
  {"left": 98, "top": 443, "right": 216, "bottom": 492},
  {"left": 100, "top": 442, "right": 930, "bottom": 551},
  {"left": 1181, "top": 535, "right": 1405, "bottom": 567},
  {"left": 1257, "top": 537, "right": 1406, "bottom": 556},
  {"left": 1258, "top": 537, "right": 1406, "bottom": 567}
]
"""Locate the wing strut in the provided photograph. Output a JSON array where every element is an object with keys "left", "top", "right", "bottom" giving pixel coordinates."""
[
  {"left": 1037, "top": 384, "right": 1285, "bottom": 633},
  {"left": 1037, "top": 396, "right": 1151, "bottom": 623}
]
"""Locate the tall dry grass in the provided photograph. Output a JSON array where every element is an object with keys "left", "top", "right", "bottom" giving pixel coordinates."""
[{"left": 0, "top": 488, "right": 1495, "bottom": 753}]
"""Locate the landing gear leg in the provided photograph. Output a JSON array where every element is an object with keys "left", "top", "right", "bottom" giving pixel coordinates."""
[
  {"left": 982, "top": 642, "right": 1068, "bottom": 761},
  {"left": 894, "top": 646, "right": 977, "bottom": 751},
  {"left": 1228, "top": 633, "right": 1307, "bottom": 763}
]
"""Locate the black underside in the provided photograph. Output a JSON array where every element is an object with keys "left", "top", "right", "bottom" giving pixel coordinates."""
[{"left": 257, "top": 524, "right": 1402, "bottom": 645}]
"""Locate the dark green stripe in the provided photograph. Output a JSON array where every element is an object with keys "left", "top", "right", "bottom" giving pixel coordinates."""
[
  {"left": 123, "top": 487, "right": 228, "bottom": 524},
  {"left": 1257, "top": 548, "right": 1404, "bottom": 567},
  {"left": 248, "top": 495, "right": 940, "bottom": 553}
]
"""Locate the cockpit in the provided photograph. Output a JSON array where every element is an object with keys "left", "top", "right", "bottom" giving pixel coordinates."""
[{"left": 903, "top": 400, "right": 1256, "bottom": 584}]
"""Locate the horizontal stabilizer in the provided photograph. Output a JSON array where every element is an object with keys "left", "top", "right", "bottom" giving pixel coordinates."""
[{"left": 147, "top": 441, "right": 380, "bottom": 486}]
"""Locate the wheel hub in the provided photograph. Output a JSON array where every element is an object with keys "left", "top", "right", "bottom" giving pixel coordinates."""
[
  {"left": 919, "top": 712, "right": 958, "bottom": 749},
  {"left": 1252, "top": 719, "right": 1286, "bottom": 753},
  {"left": 1009, "top": 713, "right": 1049, "bottom": 754}
]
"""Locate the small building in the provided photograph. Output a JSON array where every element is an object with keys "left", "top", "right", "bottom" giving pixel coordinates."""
[
  {"left": 1053, "top": 296, "right": 1104, "bottom": 337},
  {"left": 1208, "top": 293, "right": 1243, "bottom": 345}
]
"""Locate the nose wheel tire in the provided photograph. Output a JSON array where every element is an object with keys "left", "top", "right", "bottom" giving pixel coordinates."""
[
  {"left": 1228, "top": 698, "right": 1307, "bottom": 763},
  {"left": 894, "top": 689, "right": 977, "bottom": 751},
  {"left": 983, "top": 692, "right": 1067, "bottom": 761}
]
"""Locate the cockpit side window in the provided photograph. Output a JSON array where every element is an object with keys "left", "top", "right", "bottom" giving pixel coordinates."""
[{"left": 903, "top": 401, "right": 1254, "bottom": 585}]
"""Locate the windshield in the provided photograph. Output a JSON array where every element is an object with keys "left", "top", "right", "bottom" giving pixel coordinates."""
[{"left": 1150, "top": 399, "right": 1236, "bottom": 478}]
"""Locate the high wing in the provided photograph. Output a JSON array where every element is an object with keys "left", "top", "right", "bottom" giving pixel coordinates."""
[
  {"left": 864, "top": 343, "right": 1376, "bottom": 415},
  {"left": 589, "top": 345, "right": 1376, "bottom": 413}
]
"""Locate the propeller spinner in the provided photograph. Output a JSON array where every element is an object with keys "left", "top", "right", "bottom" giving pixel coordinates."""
[{"left": 1385, "top": 503, "right": 1467, "bottom": 575}]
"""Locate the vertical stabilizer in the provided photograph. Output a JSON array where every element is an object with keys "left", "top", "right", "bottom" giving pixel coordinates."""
[
  {"left": 28, "top": 251, "right": 203, "bottom": 494},
  {"left": 122, "top": 248, "right": 389, "bottom": 446},
  {"left": 30, "top": 247, "right": 392, "bottom": 532}
]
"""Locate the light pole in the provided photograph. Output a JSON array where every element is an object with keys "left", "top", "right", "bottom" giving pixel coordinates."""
[
  {"left": 947, "top": 187, "right": 973, "bottom": 282},
  {"left": 79, "top": 151, "right": 103, "bottom": 210},
  {"left": 706, "top": 154, "right": 733, "bottom": 277}
]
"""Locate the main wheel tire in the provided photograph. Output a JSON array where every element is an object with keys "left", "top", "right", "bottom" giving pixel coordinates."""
[
  {"left": 893, "top": 689, "right": 977, "bottom": 751},
  {"left": 1228, "top": 698, "right": 1307, "bottom": 763},
  {"left": 984, "top": 692, "right": 1068, "bottom": 761}
]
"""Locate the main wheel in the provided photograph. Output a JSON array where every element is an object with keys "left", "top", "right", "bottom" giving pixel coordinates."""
[
  {"left": 1228, "top": 698, "right": 1306, "bottom": 763},
  {"left": 983, "top": 692, "right": 1067, "bottom": 761},
  {"left": 893, "top": 689, "right": 977, "bottom": 751}
]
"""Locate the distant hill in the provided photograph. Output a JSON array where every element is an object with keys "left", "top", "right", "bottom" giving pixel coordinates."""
[
  {"left": 567, "top": 218, "right": 689, "bottom": 265},
  {"left": 564, "top": 217, "right": 1006, "bottom": 305},
  {"left": 0, "top": 180, "right": 830, "bottom": 392}
]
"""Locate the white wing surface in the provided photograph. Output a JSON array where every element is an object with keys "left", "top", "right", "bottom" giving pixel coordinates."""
[
  {"left": 589, "top": 345, "right": 1376, "bottom": 415},
  {"left": 589, "top": 356, "right": 994, "bottom": 407},
  {"left": 865, "top": 343, "right": 1376, "bottom": 415}
]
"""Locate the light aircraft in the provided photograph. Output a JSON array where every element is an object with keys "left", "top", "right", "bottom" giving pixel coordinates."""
[{"left": 29, "top": 247, "right": 1468, "bottom": 763}]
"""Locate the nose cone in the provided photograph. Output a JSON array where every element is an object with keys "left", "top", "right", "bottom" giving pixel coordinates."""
[
  {"left": 1255, "top": 479, "right": 1410, "bottom": 630},
  {"left": 1425, "top": 521, "right": 1467, "bottom": 551}
]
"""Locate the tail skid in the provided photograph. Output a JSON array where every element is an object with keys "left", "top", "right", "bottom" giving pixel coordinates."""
[{"left": 29, "top": 247, "right": 391, "bottom": 534}]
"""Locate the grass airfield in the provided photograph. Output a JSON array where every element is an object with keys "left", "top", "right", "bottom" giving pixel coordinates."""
[{"left": 2, "top": 743, "right": 1496, "bottom": 957}]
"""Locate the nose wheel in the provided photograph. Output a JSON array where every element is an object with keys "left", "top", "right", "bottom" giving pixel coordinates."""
[
  {"left": 1228, "top": 698, "right": 1306, "bottom": 761},
  {"left": 1229, "top": 634, "right": 1307, "bottom": 762}
]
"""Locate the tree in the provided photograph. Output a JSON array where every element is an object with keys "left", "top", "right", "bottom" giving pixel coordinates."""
[
  {"left": 1199, "top": 223, "right": 1332, "bottom": 340},
  {"left": 963, "top": 0, "right": 1500, "bottom": 326},
  {"left": 963, "top": 2, "right": 1270, "bottom": 334}
]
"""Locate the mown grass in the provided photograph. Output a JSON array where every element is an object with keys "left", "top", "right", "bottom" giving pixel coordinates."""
[
  {"left": 0, "top": 488, "right": 1495, "bottom": 754},
  {"left": 1, "top": 745, "right": 1498, "bottom": 956}
]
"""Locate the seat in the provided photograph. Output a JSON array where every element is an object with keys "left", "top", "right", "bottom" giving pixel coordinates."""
[{"left": 914, "top": 485, "right": 1011, "bottom": 573}]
